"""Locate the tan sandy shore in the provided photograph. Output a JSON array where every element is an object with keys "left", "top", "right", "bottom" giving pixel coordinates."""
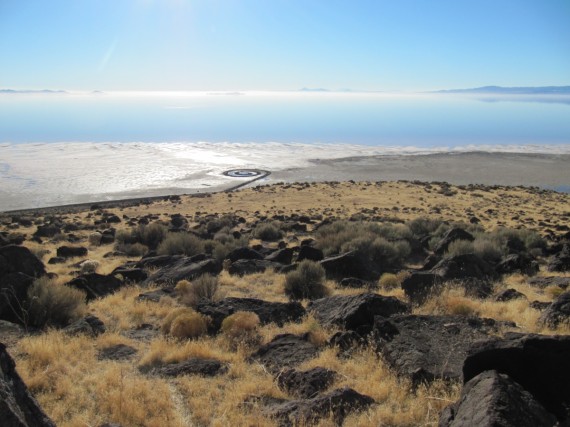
[{"left": 267, "top": 152, "right": 570, "bottom": 190}]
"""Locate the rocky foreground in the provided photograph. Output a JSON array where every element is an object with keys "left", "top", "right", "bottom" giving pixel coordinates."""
[{"left": 1, "top": 180, "right": 570, "bottom": 426}]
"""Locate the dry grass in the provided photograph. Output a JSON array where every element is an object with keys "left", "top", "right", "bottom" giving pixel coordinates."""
[{"left": 4, "top": 181, "right": 570, "bottom": 427}]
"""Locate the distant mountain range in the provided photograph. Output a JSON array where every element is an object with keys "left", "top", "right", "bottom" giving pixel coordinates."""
[{"left": 433, "top": 86, "right": 570, "bottom": 95}]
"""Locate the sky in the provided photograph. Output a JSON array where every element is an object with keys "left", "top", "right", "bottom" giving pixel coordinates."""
[{"left": 0, "top": 0, "right": 569, "bottom": 92}]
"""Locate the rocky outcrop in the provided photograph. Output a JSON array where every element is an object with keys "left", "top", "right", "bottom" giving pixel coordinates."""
[
  {"left": 277, "top": 367, "right": 337, "bottom": 399},
  {"left": 250, "top": 333, "right": 319, "bottom": 374},
  {"left": 319, "top": 252, "right": 378, "bottom": 280},
  {"left": 227, "top": 259, "right": 281, "bottom": 276},
  {"left": 374, "top": 315, "right": 500, "bottom": 384},
  {"left": 538, "top": 291, "right": 570, "bottom": 328},
  {"left": 196, "top": 297, "right": 305, "bottom": 333},
  {"left": 66, "top": 273, "right": 124, "bottom": 301},
  {"left": 225, "top": 247, "right": 264, "bottom": 262},
  {"left": 265, "top": 248, "right": 294, "bottom": 265},
  {"left": 462, "top": 333, "right": 570, "bottom": 421},
  {"left": 495, "top": 254, "right": 538, "bottom": 276},
  {"left": 296, "top": 246, "right": 324, "bottom": 262},
  {"left": 56, "top": 246, "right": 88, "bottom": 258},
  {"left": 308, "top": 293, "right": 409, "bottom": 332},
  {"left": 63, "top": 315, "right": 106, "bottom": 337},
  {"left": 148, "top": 358, "right": 228, "bottom": 377},
  {"left": 547, "top": 243, "right": 570, "bottom": 272},
  {"left": 266, "top": 387, "right": 374, "bottom": 426},
  {"left": 141, "top": 258, "right": 221, "bottom": 286},
  {"left": 433, "top": 228, "right": 474, "bottom": 255},
  {"left": 439, "top": 370, "right": 556, "bottom": 427},
  {"left": 0, "top": 342, "right": 56, "bottom": 427},
  {"left": 0, "top": 245, "right": 46, "bottom": 323}
]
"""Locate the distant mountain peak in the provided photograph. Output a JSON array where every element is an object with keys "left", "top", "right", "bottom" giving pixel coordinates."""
[{"left": 433, "top": 86, "right": 570, "bottom": 95}]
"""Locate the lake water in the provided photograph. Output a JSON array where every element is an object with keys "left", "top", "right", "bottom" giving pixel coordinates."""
[{"left": 1, "top": 91, "right": 569, "bottom": 210}]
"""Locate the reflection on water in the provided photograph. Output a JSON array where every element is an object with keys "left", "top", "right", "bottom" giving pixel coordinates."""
[{"left": 0, "top": 92, "right": 569, "bottom": 146}]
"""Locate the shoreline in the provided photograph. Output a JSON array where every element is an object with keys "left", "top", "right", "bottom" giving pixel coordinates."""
[{"left": 2, "top": 151, "right": 569, "bottom": 215}]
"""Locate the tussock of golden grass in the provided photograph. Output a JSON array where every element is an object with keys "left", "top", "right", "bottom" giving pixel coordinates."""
[
  {"left": 219, "top": 270, "right": 289, "bottom": 302},
  {"left": 259, "top": 315, "right": 332, "bottom": 347},
  {"left": 89, "top": 286, "right": 176, "bottom": 332}
]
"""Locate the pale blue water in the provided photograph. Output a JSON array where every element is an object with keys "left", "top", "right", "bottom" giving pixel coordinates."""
[{"left": 1, "top": 91, "right": 569, "bottom": 147}]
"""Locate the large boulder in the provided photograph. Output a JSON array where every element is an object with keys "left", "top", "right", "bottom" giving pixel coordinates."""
[
  {"left": 462, "top": 333, "right": 570, "bottom": 421},
  {"left": 547, "top": 243, "right": 570, "bottom": 272},
  {"left": 431, "top": 254, "right": 497, "bottom": 282},
  {"left": 308, "top": 293, "right": 409, "bottom": 332},
  {"left": 0, "top": 343, "right": 56, "bottom": 427},
  {"left": 296, "top": 246, "right": 324, "bottom": 262},
  {"left": 0, "top": 245, "right": 46, "bottom": 323},
  {"left": 265, "top": 248, "right": 294, "bottom": 265},
  {"left": 33, "top": 224, "right": 61, "bottom": 238},
  {"left": 56, "top": 246, "right": 88, "bottom": 258},
  {"left": 277, "top": 367, "right": 337, "bottom": 399},
  {"left": 433, "top": 228, "right": 474, "bottom": 255},
  {"left": 225, "top": 247, "right": 264, "bottom": 263},
  {"left": 148, "top": 358, "right": 228, "bottom": 378},
  {"left": 439, "top": 370, "right": 557, "bottom": 427},
  {"left": 0, "top": 245, "right": 45, "bottom": 278},
  {"left": 196, "top": 297, "right": 305, "bottom": 333},
  {"left": 528, "top": 276, "right": 570, "bottom": 289},
  {"left": 141, "top": 258, "right": 221, "bottom": 286},
  {"left": 538, "top": 291, "right": 570, "bottom": 329},
  {"left": 495, "top": 254, "right": 539, "bottom": 276},
  {"left": 319, "top": 252, "right": 378, "bottom": 280},
  {"left": 66, "top": 273, "right": 124, "bottom": 301},
  {"left": 266, "top": 387, "right": 374, "bottom": 427},
  {"left": 250, "top": 333, "right": 319, "bottom": 374},
  {"left": 227, "top": 259, "right": 281, "bottom": 276},
  {"left": 374, "top": 315, "right": 500, "bottom": 384}
]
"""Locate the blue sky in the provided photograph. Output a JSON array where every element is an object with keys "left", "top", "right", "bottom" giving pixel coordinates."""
[{"left": 0, "top": 0, "right": 568, "bottom": 91}]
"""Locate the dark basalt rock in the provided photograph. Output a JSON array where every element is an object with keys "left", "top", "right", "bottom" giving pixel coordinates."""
[
  {"left": 0, "top": 343, "right": 56, "bottom": 427},
  {"left": 530, "top": 300, "right": 551, "bottom": 311},
  {"left": 319, "top": 251, "right": 379, "bottom": 281},
  {"left": 196, "top": 297, "right": 305, "bottom": 333},
  {"left": 277, "top": 367, "right": 337, "bottom": 399},
  {"left": 433, "top": 228, "right": 474, "bottom": 255},
  {"left": 431, "top": 254, "right": 497, "bottom": 282},
  {"left": 528, "top": 276, "right": 570, "bottom": 289},
  {"left": 112, "top": 267, "right": 148, "bottom": 283},
  {"left": 250, "top": 333, "right": 319, "bottom": 374},
  {"left": 225, "top": 247, "right": 264, "bottom": 262},
  {"left": 439, "top": 370, "right": 557, "bottom": 427},
  {"left": 296, "top": 246, "right": 324, "bottom": 262},
  {"left": 141, "top": 258, "right": 221, "bottom": 286},
  {"left": 494, "top": 288, "right": 527, "bottom": 302},
  {"left": 136, "top": 287, "right": 175, "bottom": 303},
  {"left": 265, "top": 248, "right": 294, "bottom": 265},
  {"left": 266, "top": 387, "right": 374, "bottom": 427},
  {"left": 547, "top": 243, "right": 570, "bottom": 272},
  {"left": 338, "top": 277, "right": 374, "bottom": 289},
  {"left": 308, "top": 293, "right": 409, "bottom": 332},
  {"left": 227, "top": 259, "right": 281, "bottom": 276},
  {"left": 149, "top": 358, "right": 228, "bottom": 377},
  {"left": 374, "top": 315, "right": 501, "bottom": 384},
  {"left": 56, "top": 245, "right": 88, "bottom": 258},
  {"left": 97, "top": 344, "right": 138, "bottom": 361},
  {"left": 64, "top": 315, "right": 105, "bottom": 337},
  {"left": 34, "top": 224, "right": 61, "bottom": 238},
  {"left": 463, "top": 332, "right": 570, "bottom": 421},
  {"left": 0, "top": 245, "right": 46, "bottom": 323},
  {"left": 401, "top": 272, "right": 441, "bottom": 305},
  {"left": 66, "top": 273, "right": 124, "bottom": 301},
  {"left": 495, "top": 254, "right": 539, "bottom": 276},
  {"left": 538, "top": 291, "right": 570, "bottom": 328}
]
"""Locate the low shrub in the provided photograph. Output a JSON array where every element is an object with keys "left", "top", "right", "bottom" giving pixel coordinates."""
[
  {"left": 175, "top": 274, "right": 220, "bottom": 307},
  {"left": 169, "top": 312, "right": 209, "bottom": 339},
  {"left": 26, "top": 277, "right": 86, "bottom": 328},
  {"left": 115, "top": 242, "right": 148, "bottom": 257},
  {"left": 157, "top": 233, "right": 205, "bottom": 256},
  {"left": 253, "top": 222, "right": 282, "bottom": 241},
  {"left": 284, "top": 260, "right": 329, "bottom": 300},
  {"left": 135, "top": 223, "right": 168, "bottom": 250},
  {"left": 161, "top": 307, "right": 193, "bottom": 334},
  {"left": 221, "top": 311, "right": 261, "bottom": 349},
  {"left": 378, "top": 273, "right": 400, "bottom": 290}
]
